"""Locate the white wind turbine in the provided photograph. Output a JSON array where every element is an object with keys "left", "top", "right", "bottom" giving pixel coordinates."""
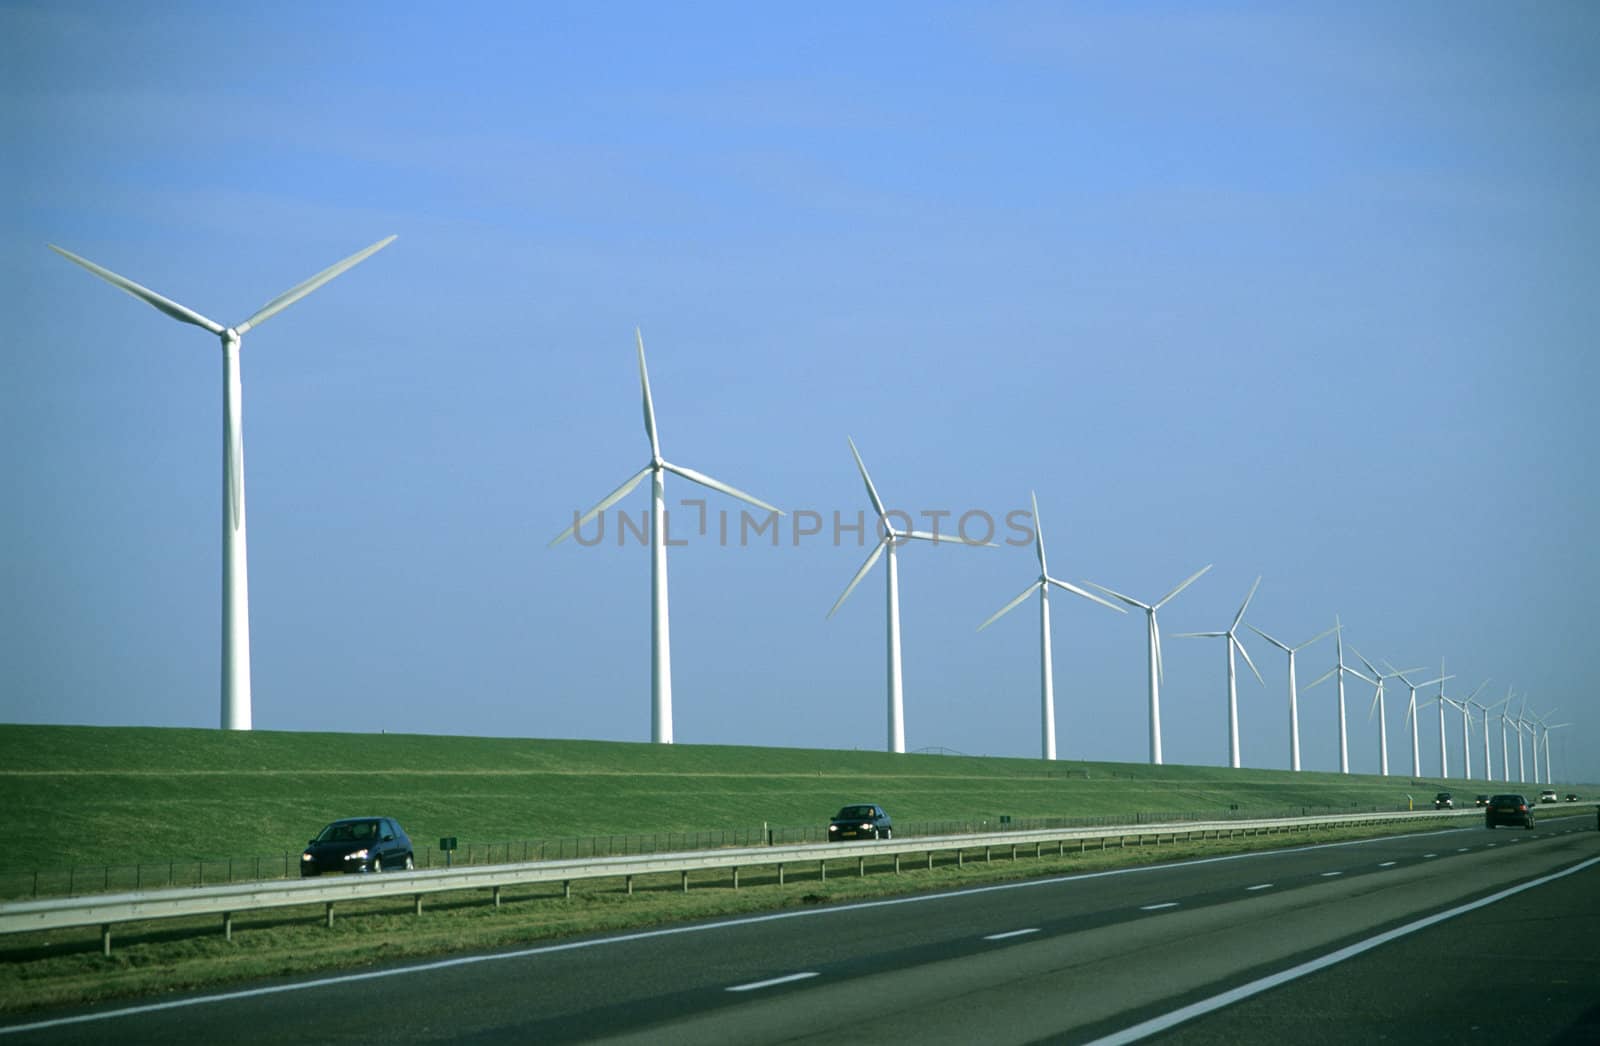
[
  {"left": 1541, "top": 720, "right": 1571, "bottom": 784},
  {"left": 829, "top": 438, "right": 989, "bottom": 754},
  {"left": 1496, "top": 688, "right": 1516, "bottom": 782},
  {"left": 1249, "top": 623, "right": 1338, "bottom": 772},
  {"left": 1390, "top": 664, "right": 1451, "bottom": 779},
  {"left": 1471, "top": 693, "right": 1507, "bottom": 782},
  {"left": 1444, "top": 681, "right": 1488, "bottom": 781},
  {"left": 977, "top": 492, "right": 1125, "bottom": 760},
  {"left": 1513, "top": 695, "right": 1529, "bottom": 782},
  {"left": 1305, "top": 615, "right": 1360, "bottom": 773},
  {"left": 1083, "top": 565, "right": 1213, "bottom": 766},
  {"left": 49, "top": 236, "right": 397, "bottom": 731},
  {"left": 1525, "top": 706, "right": 1558, "bottom": 784},
  {"left": 1522, "top": 703, "right": 1544, "bottom": 784},
  {"left": 550, "top": 330, "right": 782, "bottom": 745},
  {"left": 1175, "top": 577, "right": 1264, "bottom": 769},
  {"left": 1351, "top": 651, "right": 1423, "bottom": 777}
]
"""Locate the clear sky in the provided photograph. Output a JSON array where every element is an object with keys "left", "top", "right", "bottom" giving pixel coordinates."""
[{"left": 4, "top": 2, "right": 1596, "bottom": 784}]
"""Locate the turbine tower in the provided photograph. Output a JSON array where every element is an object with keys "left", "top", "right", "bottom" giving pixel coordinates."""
[
  {"left": 1084, "top": 565, "right": 1213, "bottom": 765},
  {"left": 1542, "top": 721, "right": 1571, "bottom": 784},
  {"left": 1176, "top": 576, "right": 1264, "bottom": 769},
  {"left": 1305, "top": 615, "right": 1359, "bottom": 773},
  {"left": 1471, "top": 694, "right": 1507, "bottom": 781},
  {"left": 1390, "top": 665, "right": 1451, "bottom": 779},
  {"left": 977, "top": 492, "right": 1125, "bottom": 760},
  {"left": 829, "top": 438, "right": 988, "bottom": 753},
  {"left": 1525, "top": 706, "right": 1558, "bottom": 784},
  {"left": 1352, "top": 651, "right": 1423, "bottom": 777},
  {"left": 1250, "top": 623, "right": 1338, "bottom": 772},
  {"left": 1523, "top": 703, "right": 1545, "bottom": 784},
  {"left": 1513, "top": 695, "right": 1529, "bottom": 781},
  {"left": 1496, "top": 687, "right": 1515, "bottom": 782},
  {"left": 1442, "top": 681, "right": 1487, "bottom": 782},
  {"left": 49, "top": 236, "right": 397, "bottom": 731},
  {"left": 550, "top": 330, "right": 782, "bottom": 744}
]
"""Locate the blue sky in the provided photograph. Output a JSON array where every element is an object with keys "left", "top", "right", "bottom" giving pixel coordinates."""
[{"left": 4, "top": 2, "right": 1596, "bottom": 784}]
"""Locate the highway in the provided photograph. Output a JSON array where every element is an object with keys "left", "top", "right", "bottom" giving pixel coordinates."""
[{"left": 4, "top": 813, "right": 1597, "bottom": 1044}]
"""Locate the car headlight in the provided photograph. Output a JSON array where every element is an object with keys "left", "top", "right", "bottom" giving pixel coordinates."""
[
  {"left": 301, "top": 852, "right": 313, "bottom": 862},
  {"left": 344, "top": 849, "right": 369, "bottom": 861},
  {"left": 828, "top": 825, "right": 838, "bottom": 832},
  {"left": 860, "top": 823, "right": 872, "bottom": 830}
]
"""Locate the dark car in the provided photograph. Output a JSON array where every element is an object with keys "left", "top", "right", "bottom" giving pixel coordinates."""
[
  {"left": 1484, "top": 794, "right": 1535, "bottom": 830},
  {"left": 1474, "top": 794, "right": 1490, "bottom": 807},
  {"left": 1433, "top": 792, "right": 1453, "bottom": 809},
  {"left": 301, "top": 817, "right": 415, "bottom": 876},
  {"left": 828, "top": 804, "right": 893, "bottom": 841},
  {"left": 1565, "top": 793, "right": 1580, "bottom": 802}
]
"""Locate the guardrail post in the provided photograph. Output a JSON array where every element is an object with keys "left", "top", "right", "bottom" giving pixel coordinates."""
[
  {"left": 101, "top": 924, "right": 111, "bottom": 956},
  {"left": 223, "top": 912, "right": 232, "bottom": 942},
  {"left": 325, "top": 903, "right": 334, "bottom": 928}
]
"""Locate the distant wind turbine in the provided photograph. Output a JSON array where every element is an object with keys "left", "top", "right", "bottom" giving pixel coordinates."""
[
  {"left": 1444, "top": 681, "right": 1488, "bottom": 782},
  {"left": 550, "top": 330, "right": 782, "bottom": 745},
  {"left": 829, "top": 438, "right": 989, "bottom": 754},
  {"left": 1389, "top": 664, "right": 1451, "bottom": 779},
  {"left": 1513, "top": 694, "right": 1529, "bottom": 782},
  {"left": 1305, "top": 615, "right": 1359, "bottom": 773},
  {"left": 977, "top": 493, "right": 1125, "bottom": 760},
  {"left": 1351, "top": 650, "right": 1423, "bottom": 777},
  {"left": 1542, "top": 721, "right": 1572, "bottom": 784},
  {"left": 1084, "top": 565, "right": 1213, "bottom": 766},
  {"left": 1250, "top": 623, "right": 1338, "bottom": 772},
  {"left": 49, "top": 235, "right": 397, "bottom": 731},
  {"left": 1496, "top": 687, "right": 1516, "bottom": 782},
  {"left": 1175, "top": 576, "right": 1264, "bottom": 769},
  {"left": 1471, "top": 693, "right": 1507, "bottom": 781}
]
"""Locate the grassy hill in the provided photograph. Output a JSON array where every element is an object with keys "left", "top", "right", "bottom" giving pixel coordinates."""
[{"left": 5, "top": 723, "right": 1577, "bottom": 884}]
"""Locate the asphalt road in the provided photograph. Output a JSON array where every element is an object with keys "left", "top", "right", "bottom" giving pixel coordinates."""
[{"left": 5, "top": 813, "right": 1597, "bottom": 1044}]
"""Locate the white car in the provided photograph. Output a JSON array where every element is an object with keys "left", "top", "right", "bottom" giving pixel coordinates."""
[{"left": 1539, "top": 790, "right": 1558, "bottom": 804}]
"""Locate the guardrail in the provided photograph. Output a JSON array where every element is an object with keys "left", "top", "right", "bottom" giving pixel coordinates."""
[{"left": 8, "top": 804, "right": 1567, "bottom": 956}]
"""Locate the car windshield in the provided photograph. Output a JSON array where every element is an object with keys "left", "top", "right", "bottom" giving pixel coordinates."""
[
  {"left": 315, "top": 821, "right": 378, "bottom": 843},
  {"left": 836, "top": 806, "right": 877, "bottom": 820},
  {"left": 1489, "top": 795, "right": 1522, "bottom": 804}
]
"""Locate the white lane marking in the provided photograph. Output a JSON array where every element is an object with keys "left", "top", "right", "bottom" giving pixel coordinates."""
[
  {"left": 984, "top": 928, "right": 1041, "bottom": 941},
  {"left": 1457, "top": 848, "right": 1470, "bottom": 853},
  {"left": 1320, "top": 871, "right": 1342, "bottom": 877},
  {"left": 1140, "top": 902, "right": 1180, "bottom": 911},
  {"left": 1423, "top": 853, "right": 1438, "bottom": 858},
  {"left": 1486, "top": 843, "right": 1497, "bottom": 847},
  {"left": 0, "top": 824, "right": 1475, "bottom": 1037},
  {"left": 1378, "top": 861, "right": 1397, "bottom": 868},
  {"left": 726, "top": 971, "right": 818, "bottom": 993},
  {"left": 1084, "top": 855, "right": 1600, "bottom": 1046},
  {"left": 1246, "top": 883, "right": 1273, "bottom": 891}
]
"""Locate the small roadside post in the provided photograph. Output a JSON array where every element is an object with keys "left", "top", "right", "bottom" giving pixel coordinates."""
[
  {"left": 1405, "top": 794, "right": 1413, "bottom": 811},
  {"left": 440, "top": 837, "right": 458, "bottom": 868}
]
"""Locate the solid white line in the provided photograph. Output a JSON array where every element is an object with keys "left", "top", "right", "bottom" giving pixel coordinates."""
[
  {"left": 1319, "top": 871, "right": 1342, "bottom": 877},
  {"left": 0, "top": 823, "right": 1475, "bottom": 1037},
  {"left": 1140, "top": 902, "right": 1179, "bottom": 911},
  {"left": 1378, "top": 862, "right": 1396, "bottom": 868},
  {"left": 726, "top": 971, "right": 818, "bottom": 993},
  {"left": 1423, "top": 853, "right": 1438, "bottom": 858},
  {"left": 984, "top": 928, "right": 1041, "bottom": 941},
  {"left": 1246, "top": 883, "right": 1273, "bottom": 891},
  {"left": 1083, "top": 855, "right": 1600, "bottom": 1046},
  {"left": 1457, "top": 848, "right": 1470, "bottom": 853}
]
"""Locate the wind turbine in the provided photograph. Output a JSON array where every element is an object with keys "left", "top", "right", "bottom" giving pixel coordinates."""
[
  {"left": 1496, "top": 688, "right": 1516, "bottom": 782},
  {"left": 1351, "top": 651, "right": 1423, "bottom": 777},
  {"left": 1390, "top": 664, "right": 1451, "bottom": 778},
  {"left": 1542, "top": 721, "right": 1572, "bottom": 784},
  {"left": 49, "top": 236, "right": 397, "bottom": 731},
  {"left": 977, "top": 492, "right": 1125, "bottom": 760},
  {"left": 1444, "top": 681, "right": 1488, "bottom": 781},
  {"left": 1305, "top": 615, "right": 1359, "bottom": 773},
  {"left": 1471, "top": 693, "right": 1507, "bottom": 781},
  {"left": 1084, "top": 565, "right": 1213, "bottom": 766},
  {"left": 1513, "top": 695, "right": 1529, "bottom": 782},
  {"left": 550, "top": 330, "right": 782, "bottom": 745},
  {"left": 1175, "top": 576, "right": 1264, "bottom": 769},
  {"left": 1249, "top": 623, "right": 1338, "bottom": 772},
  {"left": 829, "top": 438, "right": 989, "bottom": 753},
  {"left": 1523, "top": 704, "right": 1544, "bottom": 784}
]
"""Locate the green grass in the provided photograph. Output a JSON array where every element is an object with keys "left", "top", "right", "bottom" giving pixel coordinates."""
[{"left": 1, "top": 724, "right": 1592, "bottom": 1014}]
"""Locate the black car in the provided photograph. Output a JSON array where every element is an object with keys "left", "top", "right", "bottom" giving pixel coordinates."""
[
  {"left": 828, "top": 804, "right": 893, "bottom": 841},
  {"left": 301, "top": 817, "right": 415, "bottom": 876},
  {"left": 1484, "top": 794, "right": 1535, "bottom": 830},
  {"left": 1474, "top": 794, "right": 1490, "bottom": 807},
  {"left": 1433, "top": 792, "right": 1453, "bottom": 809},
  {"left": 1565, "top": 793, "right": 1580, "bottom": 802}
]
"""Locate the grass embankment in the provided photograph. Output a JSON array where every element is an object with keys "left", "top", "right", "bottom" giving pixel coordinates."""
[{"left": 1, "top": 724, "right": 1592, "bottom": 1014}]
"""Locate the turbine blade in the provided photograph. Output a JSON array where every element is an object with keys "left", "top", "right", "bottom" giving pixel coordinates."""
[
  {"left": 904, "top": 530, "right": 993, "bottom": 547},
  {"left": 1082, "top": 580, "right": 1152, "bottom": 612},
  {"left": 828, "top": 540, "right": 886, "bottom": 618},
  {"left": 978, "top": 581, "right": 1041, "bottom": 632},
  {"left": 1231, "top": 575, "right": 1261, "bottom": 630},
  {"left": 636, "top": 328, "right": 661, "bottom": 460},
  {"left": 1153, "top": 615, "right": 1164, "bottom": 684},
  {"left": 1156, "top": 563, "right": 1212, "bottom": 608},
  {"left": 1350, "top": 647, "right": 1381, "bottom": 677},
  {"left": 1348, "top": 667, "right": 1376, "bottom": 686},
  {"left": 1044, "top": 576, "right": 1126, "bottom": 613},
  {"left": 49, "top": 245, "right": 226, "bottom": 334},
  {"left": 1368, "top": 686, "right": 1382, "bottom": 721},
  {"left": 234, "top": 234, "right": 396, "bottom": 334},
  {"left": 662, "top": 462, "right": 782, "bottom": 516},
  {"left": 1465, "top": 679, "right": 1491, "bottom": 702},
  {"left": 1248, "top": 624, "right": 1291, "bottom": 652},
  {"left": 1235, "top": 636, "right": 1264, "bottom": 684},
  {"left": 1030, "top": 491, "right": 1047, "bottom": 575},
  {"left": 1173, "top": 631, "right": 1226, "bottom": 639},
  {"left": 549, "top": 465, "right": 651, "bottom": 546},
  {"left": 846, "top": 437, "right": 886, "bottom": 518},
  {"left": 1305, "top": 667, "right": 1336, "bottom": 690},
  {"left": 1292, "top": 625, "right": 1339, "bottom": 652}
]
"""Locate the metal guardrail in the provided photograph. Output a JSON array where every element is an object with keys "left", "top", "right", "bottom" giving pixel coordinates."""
[{"left": 6, "top": 804, "right": 1557, "bottom": 955}]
